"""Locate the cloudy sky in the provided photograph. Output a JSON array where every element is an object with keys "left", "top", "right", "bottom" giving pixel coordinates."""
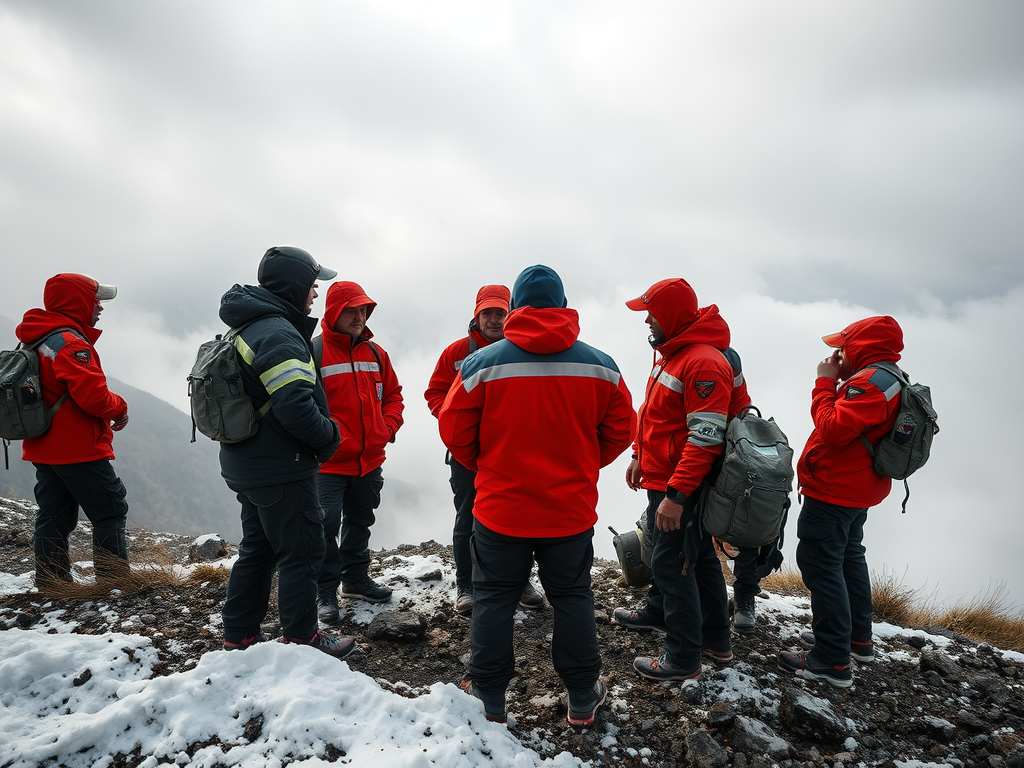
[{"left": 2, "top": 1, "right": 1022, "bottom": 606}]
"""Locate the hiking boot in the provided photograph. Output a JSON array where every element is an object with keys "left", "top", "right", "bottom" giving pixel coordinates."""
[
  {"left": 460, "top": 678, "right": 506, "bottom": 724},
  {"left": 702, "top": 646, "right": 733, "bottom": 663},
  {"left": 317, "top": 595, "right": 341, "bottom": 625},
  {"left": 223, "top": 632, "right": 266, "bottom": 651},
  {"left": 282, "top": 631, "right": 357, "bottom": 660},
  {"left": 777, "top": 649, "right": 853, "bottom": 688},
  {"left": 633, "top": 654, "right": 701, "bottom": 682},
  {"left": 567, "top": 678, "right": 608, "bottom": 727},
  {"left": 340, "top": 576, "right": 393, "bottom": 603},
  {"left": 798, "top": 631, "right": 874, "bottom": 663},
  {"left": 518, "top": 581, "right": 546, "bottom": 609},
  {"left": 455, "top": 587, "right": 474, "bottom": 617},
  {"left": 733, "top": 593, "right": 756, "bottom": 634},
  {"left": 613, "top": 606, "right": 667, "bottom": 632}
]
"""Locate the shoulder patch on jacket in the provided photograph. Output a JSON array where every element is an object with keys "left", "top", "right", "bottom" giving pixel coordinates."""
[
  {"left": 695, "top": 380, "right": 716, "bottom": 399},
  {"left": 845, "top": 386, "right": 864, "bottom": 400},
  {"left": 72, "top": 349, "right": 92, "bottom": 366}
]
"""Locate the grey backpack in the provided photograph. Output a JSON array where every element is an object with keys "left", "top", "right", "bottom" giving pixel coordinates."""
[
  {"left": 859, "top": 361, "right": 938, "bottom": 512},
  {"left": 699, "top": 405, "right": 794, "bottom": 549},
  {"left": 0, "top": 330, "right": 74, "bottom": 469},
  {"left": 187, "top": 326, "right": 270, "bottom": 444}
]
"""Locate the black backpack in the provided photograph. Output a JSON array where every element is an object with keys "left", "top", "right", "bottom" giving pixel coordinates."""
[
  {"left": 0, "top": 329, "right": 76, "bottom": 469},
  {"left": 859, "top": 361, "right": 938, "bottom": 512}
]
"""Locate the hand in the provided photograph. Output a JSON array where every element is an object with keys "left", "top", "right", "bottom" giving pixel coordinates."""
[
  {"left": 655, "top": 496, "right": 684, "bottom": 532},
  {"left": 816, "top": 351, "right": 841, "bottom": 380},
  {"left": 111, "top": 413, "right": 129, "bottom": 431},
  {"left": 625, "top": 459, "right": 642, "bottom": 490}
]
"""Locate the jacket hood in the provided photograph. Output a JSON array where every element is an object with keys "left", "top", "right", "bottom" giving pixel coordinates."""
[
  {"left": 322, "top": 281, "right": 376, "bottom": 334},
  {"left": 656, "top": 304, "right": 731, "bottom": 358},
  {"left": 257, "top": 246, "right": 333, "bottom": 311},
  {"left": 510, "top": 265, "right": 567, "bottom": 310},
  {"left": 16, "top": 273, "right": 103, "bottom": 345},
  {"left": 219, "top": 284, "right": 318, "bottom": 338},
  {"left": 502, "top": 306, "right": 580, "bottom": 354},
  {"left": 823, "top": 315, "right": 903, "bottom": 371},
  {"left": 626, "top": 278, "right": 699, "bottom": 340}
]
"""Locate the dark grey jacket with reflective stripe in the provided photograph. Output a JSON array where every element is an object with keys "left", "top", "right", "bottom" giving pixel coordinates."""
[{"left": 217, "top": 284, "right": 340, "bottom": 488}]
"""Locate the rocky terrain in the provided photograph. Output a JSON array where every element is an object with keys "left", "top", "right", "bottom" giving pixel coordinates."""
[{"left": 1, "top": 495, "right": 1022, "bottom": 768}]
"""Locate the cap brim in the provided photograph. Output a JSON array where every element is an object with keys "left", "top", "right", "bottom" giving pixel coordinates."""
[
  {"left": 624, "top": 296, "right": 647, "bottom": 311},
  {"left": 475, "top": 299, "right": 509, "bottom": 314},
  {"left": 316, "top": 265, "right": 338, "bottom": 281},
  {"left": 822, "top": 332, "right": 844, "bottom": 347},
  {"left": 95, "top": 284, "right": 118, "bottom": 301}
]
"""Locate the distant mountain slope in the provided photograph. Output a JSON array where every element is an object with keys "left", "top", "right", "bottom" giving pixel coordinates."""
[{"left": 1, "top": 315, "right": 241, "bottom": 540}]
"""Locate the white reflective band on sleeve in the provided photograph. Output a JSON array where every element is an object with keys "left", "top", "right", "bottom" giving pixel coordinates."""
[
  {"left": 655, "top": 370, "right": 684, "bottom": 394},
  {"left": 463, "top": 361, "right": 620, "bottom": 393},
  {"left": 882, "top": 381, "right": 901, "bottom": 401},
  {"left": 734, "top": 371, "right": 744, "bottom": 388},
  {"left": 686, "top": 411, "right": 727, "bottom": 446},
  {"left": 321, "top": 361, "right": 380, "bottom": 378}
]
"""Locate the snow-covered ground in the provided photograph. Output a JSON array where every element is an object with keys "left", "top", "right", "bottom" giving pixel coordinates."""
[{"left": 2, "top": 550, "right": 1021, "bottom": 768}]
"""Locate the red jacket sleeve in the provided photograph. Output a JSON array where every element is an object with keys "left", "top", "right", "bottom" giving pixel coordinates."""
[
  {"left": 598, "top": 376, "right": 637, "bottom": 468},
  {"left": 810, "top": 374, "right": 890, "bottom": 447},
  {"left": 51, "top": 336, "right": 127, "bottom": 421},
  {"left": 437, "top": 372, "right": 482, "bottom": 471},
  {"left": 379, "top": 348, "right": 405, "bottom": 440},
  {"left": 667, "top": 361, "right": 732, "bottom": 497},
  {"left": 424, "top": 342, "right": 461, "bottom": 418}
]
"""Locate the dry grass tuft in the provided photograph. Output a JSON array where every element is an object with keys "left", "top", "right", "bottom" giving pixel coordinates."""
[
  {"left": 36, "top": 546, "right": 230, "bottom": 600},
  {"left": 934, "top": 583, "right": 1024, "bottom": 653},
  {"left": 761, "top": 566, "right": 807, "bottom": 596}
]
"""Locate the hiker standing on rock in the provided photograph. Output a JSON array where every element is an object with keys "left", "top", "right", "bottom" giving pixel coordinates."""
[
  {"left": 15, "top": 274, "right": 130, "bottom": 587},
  {"left": 424, "top": 283, "right": 545, "bottom": 617},
  {"left": 314, "top": 281, "right": 404, "bottom": 623},
  {"left": 217, "top": 246, "right": 355, "bottom": 659},
  {"left": 439, "top": 265, "right": 635, "bottom": 727},
  {"left": 778, "top": 316, "right": 905, "bottom": 687},
  {"left": 618, "top": 278, "right": 749, "bottom": 683}
]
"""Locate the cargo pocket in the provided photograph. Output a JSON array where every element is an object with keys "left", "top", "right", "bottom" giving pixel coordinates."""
[
  {"left": 103, "top": 477, "right": 129, "bottom": 518},
  {"left": 244, "top": 484, "right": 283, "bottom": 509}
]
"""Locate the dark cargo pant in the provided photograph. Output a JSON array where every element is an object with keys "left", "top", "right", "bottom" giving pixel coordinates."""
[
  {"left": 222, "top": 477, "right": 325, "bottom": 644},
  {"left": 469, "top": 520, "right": 600, "bottom": 697},
  {"left": 33, "top": 459, "right": 129, "bottom": 586},
  {"left": 448, "top": 455, "right": 476, "bottom": 593},
  {"left": 795, "top": 496, "right": 873, "bottom": 667},
  {"left": 317, "top": 468, "right": 384, "bottom": 597}
]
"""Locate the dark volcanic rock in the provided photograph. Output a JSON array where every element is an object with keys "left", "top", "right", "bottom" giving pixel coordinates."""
[{"left": 366, "top": 611, "right": 427, "bottom": 641}]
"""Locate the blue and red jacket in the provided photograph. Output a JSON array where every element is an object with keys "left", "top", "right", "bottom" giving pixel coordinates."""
[
  {"left": 16, "top": 274, "right": 128, "bottom": 465},
  {"left": 439, "top": 305, "right": 636, "bottom": 538},
  {"left": 318, "top": 282, "right": 404, "bottom": 477},
  {"left": 798, "top": 316, "right": 904, "bottom": 508}
]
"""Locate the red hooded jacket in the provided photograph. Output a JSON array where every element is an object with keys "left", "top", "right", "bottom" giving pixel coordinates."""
[
  {"left": 439, "top": 305, "right": 636, "bottom": 538},
  {"left": 798, "top": 316, "right": 904, "bottom": 508},
  {"left": 632, "top": 283, "right": 750, "bottom": 498},
  {"left": 317, "top": 281, "right": 404, "bottom": 477},
  {"left": 15, "top": 274, "right": 128, "bottom": 465}
]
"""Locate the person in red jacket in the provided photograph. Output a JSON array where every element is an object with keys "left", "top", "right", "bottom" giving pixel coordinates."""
[
  {"left": 621, "top": 278, "right": 747, "bottom": 683},
  {"left": 439, "top": 265, "right": 636, "bottom": 727},
  {"left": 424, "top": 284, "right": 545, "bottom": 616},
  {"left": 778, "top": 316, "right": 904, "bottom": 688},
  {"left": 15, "top": 273, "right": 130, "bottom": 587},
  {"left": 315, "top": 281, "right": 404, "bottom": 622}
]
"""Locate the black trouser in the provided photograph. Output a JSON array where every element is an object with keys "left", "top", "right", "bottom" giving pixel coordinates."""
[
  {"left": 222, "top": 478, "right": 325, "bottom": 644},
  {"left": 448, "top": 455, "right": 476, "bottom": 592},
  {"left": 732, "top": 546, "right": 761, "bottom": 604},
  {"left": 33, "top": 460, "right": 129, "bottom": 585},
  {"left": 317, "top": 468, "right": 384, "bottom": 596},
  {"left": 795, "top": 496, "right": 873, "bottom": 666},
  {"left": 469, "top": 520, "right": 600, "bottom": 695},
  {"left": 648, "top": 489, "right": 730, "bottom": 670}
]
